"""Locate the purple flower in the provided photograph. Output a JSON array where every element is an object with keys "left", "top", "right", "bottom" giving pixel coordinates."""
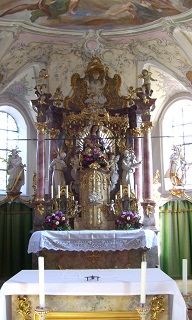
[{"left": 43, "top": 210, "right": 72, "bottom": 231}]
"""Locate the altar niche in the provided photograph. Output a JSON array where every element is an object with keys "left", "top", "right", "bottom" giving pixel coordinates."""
[{"left": 76, "top": 168, "right": 112, "bottom": 230}]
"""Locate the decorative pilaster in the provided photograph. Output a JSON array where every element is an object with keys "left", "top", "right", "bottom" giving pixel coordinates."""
[
  {"left": 132, "top": 97, "right": 156, "bottom": 229},
  {"left": 132, "top": 128, "right": 142, "bottom": 200},
  {"left": 36, "top": 123, "right": 46, "bottom": 201},
  {"left": 140, "top": 121, "right": 156, "bottom": 228}
]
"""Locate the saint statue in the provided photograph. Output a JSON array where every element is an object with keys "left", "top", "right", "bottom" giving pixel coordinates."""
[
  {"left": 165, "top": 145, "right": 191, "bottom": 187},
  {"left": 7, "top": 149, "right": 25, "bottom": 193},
  {"left": 122, "top": 148, "right": 141, "bottom": 189},
  {"left": 49, "top": 152, "right": 67, "bottom": 196}
]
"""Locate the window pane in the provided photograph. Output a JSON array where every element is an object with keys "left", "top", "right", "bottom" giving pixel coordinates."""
[
  {"left": 0, "top": 111, "right": 19, "bottom": 191},
  {"left": 7, "top": 114, "right": 17, "bottom": 131},
  {"left": 163, "top": 99, "right": 192, "bottom": 190},
  {"left": 0, "top": 170, "right": 6, "bottom": 191}
]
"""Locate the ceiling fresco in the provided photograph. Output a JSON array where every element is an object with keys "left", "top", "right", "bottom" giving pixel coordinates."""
[{"left": 0, "top": 0, "right": 191, "bottom": 29}]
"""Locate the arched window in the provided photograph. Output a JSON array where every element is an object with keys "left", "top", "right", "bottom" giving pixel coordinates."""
[
  {"left": 161, "top": 98, "right": 192, "bottom": 191},
  {"left": 0, "top": 106, "right": 27, "bottom": 194}
]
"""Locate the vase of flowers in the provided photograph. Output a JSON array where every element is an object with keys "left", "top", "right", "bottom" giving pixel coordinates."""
[
  {"left": 82, "top": 147, "right": 108, "bottom": 169},
  {"left": 43, "top": 210, "right": 72, "bottom": 231},
  {"left": 115, "top": 210, "right": 142, "bottom": 230}
]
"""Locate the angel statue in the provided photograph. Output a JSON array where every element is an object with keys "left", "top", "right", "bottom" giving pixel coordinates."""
[
  {"left": 73, "top": 200, "right": 82, "bottom": 217},
  {"left": 138, "top": 69, "right": 157, "bottom": 98},
  {"left": 109, "top": 154, "right": 120, "bottom": 191},
  {"left": 107, "top": 200, "right": 116, "bottom": 215}
]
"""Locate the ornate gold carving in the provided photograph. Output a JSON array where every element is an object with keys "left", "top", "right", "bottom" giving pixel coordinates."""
[
  {"left": 35, "top": 122, "right": 47, "bottom": 134},
  {"left": 145, "top": 204, "right": 153, "bottom": 217},
  {"left": 153, "top": 170, "right": 160, "bottom": 185},
  {"left": 140, "top": 121, "right": 153, "bottom": 132},
  {"left": 36, "top": 203, "right": 45, "bottom": 215},
  {"left": 47, "top": 128, "right": 61, "bottom": 139},
  {"left": 32, "top": 171, "right": 37, "bottom": 201},
  {"left": 17, "top": 296, "right": 31, "bottom": 320},
  {"left": 150, "top": 295, "right": 165, "bottom": 319},
  {"left": 131, "top": 128, "right": 142, "bottom": 137}
]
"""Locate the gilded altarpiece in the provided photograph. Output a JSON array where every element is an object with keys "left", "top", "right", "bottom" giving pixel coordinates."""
[{"left": 75, "top": 169, "right": 112, "bottom": 230}]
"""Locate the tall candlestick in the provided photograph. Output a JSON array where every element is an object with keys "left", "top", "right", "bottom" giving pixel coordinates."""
[
  {"left": 120, "top": 185, "right": 122, "bottom": 198},
  {"left": 38, "top": 256, "right": 45, "bottom": 308},
  {"left": 58, "top": 185, "right": 60, "bottom": 198},
  {"left": 128, "top": 184, "right": 130, "bottom": 198},
  {"left": 182, "top": 259, "right": 188, "bottom": 295},
  {"left": 66, "top": 185, "right": 68, "bottom": 198},
  {"left": 140, "top": 261, "right": 147, "bottom": 305},
  {"left": 51, "top": 185, "right": 53, "bottom": 199}
]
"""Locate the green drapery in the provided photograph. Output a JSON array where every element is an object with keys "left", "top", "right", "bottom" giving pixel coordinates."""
[
  {"left": 0, "top": 202, "right": 33, "bottom": 279},
  {"left": 159, "top": 200, "right": 192, "bottom": 278}
]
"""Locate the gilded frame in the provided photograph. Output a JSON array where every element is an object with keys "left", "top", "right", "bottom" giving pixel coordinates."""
[{"left": 34, "top": 311, "right": 140, "bottom": 320}]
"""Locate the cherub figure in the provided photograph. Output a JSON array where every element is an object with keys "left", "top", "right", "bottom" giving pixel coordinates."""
[
  {"left": 73, "top": 200, "right": 82, "bottom": 216},
  {"left": 138, "top": 69, "right": 157, "bottom": 97},
  {"left": 107, "top": 200, "right": 116, "bottom": 215}
]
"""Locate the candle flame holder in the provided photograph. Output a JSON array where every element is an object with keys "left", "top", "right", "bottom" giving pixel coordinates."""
[
  {"left": 35, "top": 306, "right": 49, "bottom": 319},
  {"left": 136, "top": 305, "right": 149, "bottom": 320}
]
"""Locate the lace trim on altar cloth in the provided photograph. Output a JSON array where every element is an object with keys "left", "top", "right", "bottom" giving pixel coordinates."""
[{"left": 28, "top": 230, "right": 158, "bottom": 253}]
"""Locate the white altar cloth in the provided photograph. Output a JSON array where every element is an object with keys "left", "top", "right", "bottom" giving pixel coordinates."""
[
  {"left": 27, "top": 229, "right": 158, "bottom": 253},
  {"left": 0, "top": 268, "right": 186, "bottom": 320}
]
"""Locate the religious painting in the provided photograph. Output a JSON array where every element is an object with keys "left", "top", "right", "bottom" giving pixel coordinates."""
[{"left": 0, "top": 0, "right": 191, "bottom": 29}]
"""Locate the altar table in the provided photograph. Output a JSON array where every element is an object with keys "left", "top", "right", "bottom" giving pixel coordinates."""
[
  {"left": 0, "top": 268, "right": 187, "bottom": 320},
  {"left": 28, "top": 229, "right": 158, "bottom": 253}
]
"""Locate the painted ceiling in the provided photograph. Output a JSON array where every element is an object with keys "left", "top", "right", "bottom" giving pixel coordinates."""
[
  {"left": 0, "top": 0, "right": 191, "bottom": 29},
  {"left": 0, "top": 0, "right": 192, "bottom": 129}
]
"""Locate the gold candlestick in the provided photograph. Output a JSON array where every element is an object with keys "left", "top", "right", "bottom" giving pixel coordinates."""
[
  {"left": 34, "top": 306, "right": 49, "bottom": 320},
  {"left": 136, "top": 305, "right": 149, "bottom": 320}
]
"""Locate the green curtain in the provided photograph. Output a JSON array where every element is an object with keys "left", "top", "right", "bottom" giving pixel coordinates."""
[
  {"left": 159, "top": 200, "right": 192, "bottom": 278},
  {"left": 0, "top": 202, "right": 33, "bottom": 279}
]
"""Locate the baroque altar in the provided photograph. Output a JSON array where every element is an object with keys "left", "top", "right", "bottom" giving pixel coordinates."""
[{"left": 28, "top": 56, "right": 158, "bottom": 268}]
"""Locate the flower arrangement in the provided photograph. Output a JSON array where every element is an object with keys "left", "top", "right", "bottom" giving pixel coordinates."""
[
  {"left": 115, "top": 210, "right": 142, "bottom": 230},
  {"left": 82, "top": 147, "right": 108, "bottom": 168},
  {"left": 43, "top": 210, "right": 71, "bottom": 231}
]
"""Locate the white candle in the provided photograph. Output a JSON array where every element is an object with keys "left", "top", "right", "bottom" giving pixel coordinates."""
[
  {"left": 140, "top": 261, "right": 147, "bottom": 305},
  {"left": 128, "top": 184, "right": 130, "bottom": 198},
  {"left": 66, "top": 185, "right": 68, "bottom": 198},
  {"left": 38, "top": 257, "right": 45, "bottom": 308},
  {"left": 182, "top": 259, "right": 188, "bottom": 295},
  {"left": 51, "top": 185, "right": 53, "bottom": 199},
  {"left": 58, "top": 185, "right": 60, "bottom": 198},
  {"left": 120, "top": 185, "right": 122, "bottom": 198}
]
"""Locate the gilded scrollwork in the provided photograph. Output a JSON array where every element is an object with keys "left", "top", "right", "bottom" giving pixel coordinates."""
[
  {"left": 17, "top": 296, "right": 31, "bottom": 320},
  {"left": 150, "top": 295, "right": 165, "bottom": 320}
]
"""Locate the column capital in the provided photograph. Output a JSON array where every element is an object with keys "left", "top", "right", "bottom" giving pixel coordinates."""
[
  {"left": 35, "top": 122, "right": 47, "bottom": 134},
  {"left": 141, "top": 121, "right": 153, "bottom": 133},
  {"left": 130, "top": 127, "right": 142, "bottom": 137}
]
